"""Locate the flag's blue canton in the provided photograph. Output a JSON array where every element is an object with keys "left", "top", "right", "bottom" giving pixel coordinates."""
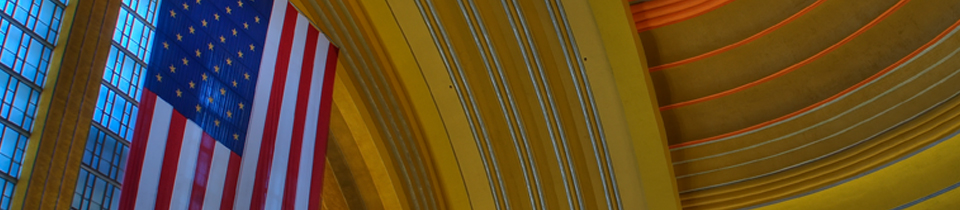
[{"left": 145, "top": 0, "right": 275, "bottom": 155}]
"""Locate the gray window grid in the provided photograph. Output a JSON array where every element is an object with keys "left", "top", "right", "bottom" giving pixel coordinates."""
[
  {"left": 0, "top": 178, "right": 14, "bottom": 210},
  {"left": 1, "top": 0, "right": 65, "bottom": 43},
  {"left": 0, "top": 0, "right": 63, "bottom": 206},
  {"left": 92, "top": 85, "right": 139, "bottom": 141},
  {"left": 74, "top": 0, "right": 160, "bottom": 209},
  {"left": 0, "top": 18, "right": 53, "bottom": 85},
  {"left": 114, "top": 8, "right": 155, "bottom": 61},
  {"left": 0, "top": 70, "right": 39, "bottom": 133},
  {"left": 83, "top": 125, "right": 129, "bottom": 183},
  {"left": 120, "top": 0, "right": 157, "bottom": 25},
  {"left": 102, "top": 44, "right": 147, "bottom": 101},
  {"left": 72, "top": 168, "right": 121, "bottom": 210},
  {"left": 0, "top": 124, "right": 25, "bottom": 178}
]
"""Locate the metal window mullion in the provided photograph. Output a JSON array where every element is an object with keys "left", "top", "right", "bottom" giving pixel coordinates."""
[
  {"left": 0, "top": 11, "right": 56, "bottom": 49},
  {"left": 90, "top": 122, "right": 131, "bottom": 147},
  {"left": 7, "top": 0, "right": 68, "bottom": 28},
  {"left": 0, "top": 117, "right": 30, "bottom": 137},
  {"left": 47, "top": 0, "right": 67, "bottom": 11},
  {"left": 111, "top": 41, "right": 148, "bottom": 67},
  {"left": 79, "top": 163, "right": 122, "bottom": 188},
  {"left": 104, "top": 41, "right": 149, "bottom": 105},
  {"left": 0, "top": 170, "right": 16, "bottom": 184},
  {"left": 119, "top": 3, "right": 157, "bottom": 31},
  {"left": 100, "top": 79, "right": 140, "bottom": 108},
  {"left": 0, "top": 63, "right": 43, "bottom": 92}
]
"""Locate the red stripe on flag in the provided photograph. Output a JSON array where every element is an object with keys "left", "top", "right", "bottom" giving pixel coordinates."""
[
  {"left": 220, "top": 152, "right": 242, "bottom": 210},
  {"left": 250, "top": 3, "right": 300, "bottom": 209},
  {"left": 309, "top": 44, "right": 339, "bottom": 209},
  {"left": 189, "top": 134, "right": 216, "bottom": 210},
  {"left": 118, "top": 90, "right": 158, "bottom": 209},
  {"left": 281, "top": 26, "right": 321, "bottom": 209},
  {"left": 154, "top": 111, "right": 188, "bottom": 210}
]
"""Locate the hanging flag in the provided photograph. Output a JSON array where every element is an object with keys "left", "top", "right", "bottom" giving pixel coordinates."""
[{"left": 117, "top": 0, "right": 338, "bottom": 209}]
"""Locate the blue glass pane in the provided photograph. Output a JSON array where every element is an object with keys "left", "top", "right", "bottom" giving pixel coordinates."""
[
  {"left": 0, "top": 17, "right": 52, "bottom": 84},
  {"left": 0, "top": 179, "right": 13, "bottom": 209},
  {"left": 0, "top": 125, "right": 27, "bottom": 178},
  {"left": 0, "top": 0, "right": 64, "bottom": 43},
  {"left": 93, "top": 86, "right": 139, "bottom": 139},
  {"left": 0, "top": 70, "right": 39, "bottom": 132},
  {"left": 77, "top": 0, "right": 159, "bottom": 203},
  {"left": 102, "top": 45, "right": 147, "bottom": 100},
  {"left": 114, "top": 7, "right": 156, "bottom": 60},
  {"left": 72, "top": 168, "right": 121, "bottom": 210},
  {"left": 83, "top": 126, "right": 128, "bottom": 181}
]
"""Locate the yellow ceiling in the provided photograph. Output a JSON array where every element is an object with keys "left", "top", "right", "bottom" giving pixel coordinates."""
[{"left": 291, "top": 0, "right": 960, "bottom": 209}]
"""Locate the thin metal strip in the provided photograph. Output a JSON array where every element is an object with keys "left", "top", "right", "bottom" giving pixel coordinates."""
[
  {"left": 499, "top": 0, "right": 577, "bottom": 208},
  {"left": 543, "top": 0, "right": 622, "bottom": 208},
  {"left": 413, "top": 0, "right": 509, "bottom": 208},
  {"left": 454, "top": 0, "right": 545, "bottom": 209},
  {"left": 515, "top": 1, "right": 586, "bottom": 208},
  {"left": 329, "top": 1, "right": 439, "bottom": 209},
  {"left": 681, "top": 49, "right": 960, "bottom": 193},
  {"left": 675, "top": 28, "right": 960, "bottom": 176},
  {"left": 312, "top": 3, "right": 422, "bottom": 209}
]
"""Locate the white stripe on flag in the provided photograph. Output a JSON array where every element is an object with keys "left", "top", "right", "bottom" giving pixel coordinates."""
[
  {"left": 202, "top": 143, "right": 232, "bottom": 209},
  {"left": 295, "top": 34, "right": 332, "bottom": 209},
  {"left": 168, "top": 121, "right": 204, "bottom": 209},
  {"left": 134, "top": 98, "right": 173, "bottom": 210},
  {"left": 264, "top": 14, "right": 310, "bottom": 209},
  {"left": 235, "top": 0, "right": 289, "bottom": 208}
]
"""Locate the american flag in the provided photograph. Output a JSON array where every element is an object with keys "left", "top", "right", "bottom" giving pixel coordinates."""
[{"left": 117, "top": 0, "right": 338, "bottom": 209}]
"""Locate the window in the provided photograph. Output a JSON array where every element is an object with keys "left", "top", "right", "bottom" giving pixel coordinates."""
[
  {"left": 102, "top": 46, "right": 146, "bottom": 100},
  {"left": 92, "top": 86, "right": 139, "bottom": 140},
  {"left": 0, "top": 70, "right": 40, "bottom": 132},
  {"left": 72, "top": 0, "right": 159, "bottom": 208},
  {"left": 71, "top": 168, "right": 121, "bottom": 210},
  {"left": 0, "top": 0, "right": 65, "bottom": 43},
  {"left": 82, "top": 126, "right": 128, "bottom": 182},
  {"left": 0, "top": 124, "right": 26, "bottom": 177},
  {"left": 0, "top": 178, "right": 14, "bottom": 210},
  {"left": 0, "top": 0, "right": 65, "bottom": 207}
]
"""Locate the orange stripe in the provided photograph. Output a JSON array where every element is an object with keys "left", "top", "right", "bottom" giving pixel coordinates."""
[
  {"left": 633, "top": 0, "right": 711, "bottom": 22},
  {"left": 648, "top": 0, "right": 826, "bottom": 72},
  {"left": 636, "top": 0, "right": 736, "bottom": 32},
  {"left": 670, "top": 12, "right": 960, "bottom": 149},
  {"left": 632, "top": 0, "right": 687, "bottom": 13},
  {"left": 659, "top": 0, "right": 910, "bottom": 111}
]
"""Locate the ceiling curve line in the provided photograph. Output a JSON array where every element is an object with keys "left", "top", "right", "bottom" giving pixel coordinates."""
[
  {"left": 632, "top": 0, "right": 711, "bottom": 23},
  {"left": 631, "top": 0, "right": 687, "bottom": 13},
  {"left": 548, "top": 0, "right": 623, "bottom": 207},
  {"left": 678, "top": 67, "right": 960, "bottom": 193},
  {"left": 635, "top": 0, "right": 735, "bottom": 32},
  {"left": 684, "top": 111, "right": 960, "bottom": 209},
  {"left": 674, "top": 54, "right": 960, "bottom": 183},
  {"left": 672, "top": 25, "right": 960, "bottom": 165},
  {"left": 742, "top": 127, "right": 960, "bottom": 209},
  {"left": 658, "top": 0, "right": 909, "bottom": 111},
  {"left": 454, "top": 0, "right": 547, "bottom": 208},
  {"left": 892, "top": 181, "right": 960, "bottom": 209},
  {"left": 410, "top": 0, "right": 509, "bottom": 208},
  {"left": 669, "top": 17, "right": 960, "bottom": 150},
  {"left": 679, "top": 102, "right": 960, "bottom": 207},
  {"left": 311, "top": 0, "right": 439, "bottom": 208},
  {"left": 647, "top": 0, "right": 826, "bottom": 72}
]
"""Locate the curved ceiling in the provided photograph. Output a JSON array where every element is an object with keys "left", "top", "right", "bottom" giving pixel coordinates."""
[
  {"left": 635, "top": 0, "right": 960, "bottom": 208},
  {"left": 283, "top": 0, "right": 960, "bottom": 209},
  {"left": 294, "top": 0, "right": 677, "bottom": 209}
]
